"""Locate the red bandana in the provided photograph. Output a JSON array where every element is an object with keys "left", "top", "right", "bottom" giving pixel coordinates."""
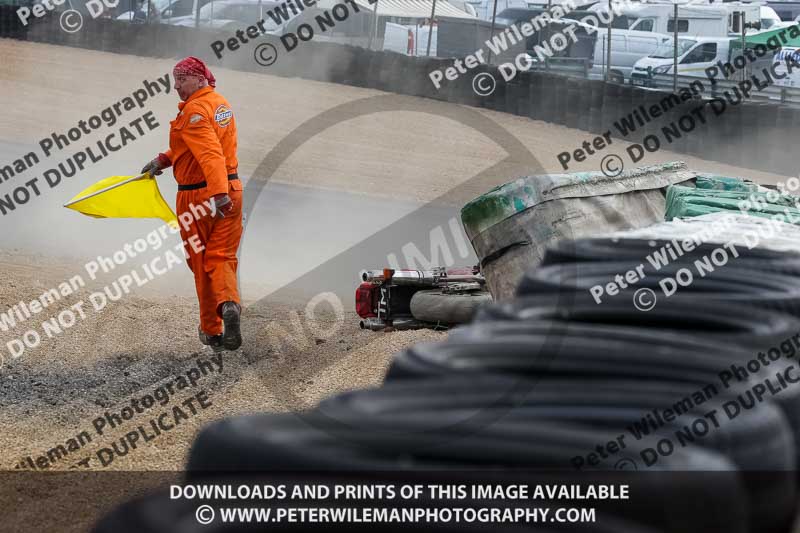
[{"left": 173, "top": 56, "right": 216, "bottom": 87}]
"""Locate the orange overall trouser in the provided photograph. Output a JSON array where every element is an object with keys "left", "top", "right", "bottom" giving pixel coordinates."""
[{"left": 177, "top": 179, "right": 243, "bottom": 336}]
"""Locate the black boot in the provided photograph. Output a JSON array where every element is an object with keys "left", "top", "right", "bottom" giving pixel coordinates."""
[
  {"left": 221, "top": 301, "right": 242, "bottom": 350},
  {"left": 198, "top": 327, "right": 224, "bottom": 353}
]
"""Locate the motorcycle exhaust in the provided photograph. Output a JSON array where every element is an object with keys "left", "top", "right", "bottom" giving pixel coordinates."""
[
  {"left": 361, "top": 268, "right": 481, "bottom": 286},
  {"left": 390, "top": 271, "right": 439, "bottom": 286},
  {"left": 360, "top": 318, "right": 387, "bottom": 331},
  {"left": 361, "top": 269, "right": 440, "bottom": 286},
  {"left": 360, "top": 317, "right": 427, "bottom": 331},
  {"left": 391, "top": 318, "right": 427, "bottom": 330},
  {"left": 361, "top": 270, "right": 385, "bottom": 283}
]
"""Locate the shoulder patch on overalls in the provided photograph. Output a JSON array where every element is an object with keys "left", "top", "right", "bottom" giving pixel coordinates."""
[{"left": 214, "top": 104, "right": 233, "bottom": 127}]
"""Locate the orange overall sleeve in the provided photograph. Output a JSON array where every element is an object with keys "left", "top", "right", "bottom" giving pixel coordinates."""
[{"left": 179, "top": 107, "right": 229, "bottom": 197}]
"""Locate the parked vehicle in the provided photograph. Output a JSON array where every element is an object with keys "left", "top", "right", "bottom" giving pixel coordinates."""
[
  {"left": 502, "top": 14, "right": 669, "bottom": 82},
  {"left": 280, "top": 3, "right": 373, "bottom": 47},
  {"left": 575, "top": 19, "right": 673, "bottom": 82},
  {"left": 630, "top": 35, "right": 800, "bottom": 88},
  {"left": 491, "top": 8, "right": 630, "bottom": 75},
  {"left": 169, "top": 0, "right": 279, "bottom": 29},
  {"left": 590, "top": 1, "right": 762, "bottom": 38},
  {"left": 761, "top": 5, "right": 784, "bottom": 28},
  {"left": 115, "top": 0, "right": 213, "bottom": 24},
  {"left": 630, "top": 36, "right": 729, "bottom": 86},
  {"left": 115, "top": 0, "right": 150, "bottom": 22},
  {"left": 768, "top": 0, "right": 800, "bottom": 21},
  {"left": 772, "top": 46, "right": 800, "bottom": 86}
]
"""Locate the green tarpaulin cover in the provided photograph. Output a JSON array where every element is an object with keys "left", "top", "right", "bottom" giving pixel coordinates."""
[
  {"left": 694, "top": 174, "right": 759, "bottom": 192},
  {"left": 665, "top": 184, "right": 800, "bottom": 223}
]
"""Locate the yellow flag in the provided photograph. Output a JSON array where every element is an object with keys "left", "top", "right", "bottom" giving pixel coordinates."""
[{"left": 65, "top": 175, "right": 177, "bottom": 226}]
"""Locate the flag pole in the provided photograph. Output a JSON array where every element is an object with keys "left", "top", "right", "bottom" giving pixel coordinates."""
[{"left": 63, "top": 173, "right": 150, "bottom": 208}]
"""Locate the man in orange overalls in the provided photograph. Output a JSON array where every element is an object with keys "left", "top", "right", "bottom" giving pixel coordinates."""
[{"left": 142, "top": 57, "right": 243, "bottom": 352}]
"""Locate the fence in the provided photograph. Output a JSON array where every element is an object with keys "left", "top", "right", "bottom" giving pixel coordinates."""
[
  {"left": 647, "top": 73, "right": 800, "bottom": 108},
  {"left": 528, "top": 57, "right": 591, "bottom": 79}
]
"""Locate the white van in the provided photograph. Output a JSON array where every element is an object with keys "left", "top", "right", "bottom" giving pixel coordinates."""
[
  {"left": 630, "top": 37, "right": 730, "bottom": 86},
  {"left": 761, "top": 5, "right": 784, "bottom": 29},
  {"left": 582, "top": 22, "right": 673, "bottom": 82},
  {"left": 552, "top": 17, "right": 670, "bottom": 82},
  {"left": 771, "top": 1, "right": 800, "bottom": 21},
  {"left": 772, "top": 47, "right": 800, "bottom": 87},
  {"left": 591, "top": 1, "right": 761, "bottom": 38}
]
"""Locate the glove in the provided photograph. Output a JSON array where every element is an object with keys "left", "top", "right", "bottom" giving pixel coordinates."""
[
  {"left": 141, "top": 153, "right": 171, "bottom": 177},
  {"left": 212, "top": 193, "right": 234, "bottom": 219}
]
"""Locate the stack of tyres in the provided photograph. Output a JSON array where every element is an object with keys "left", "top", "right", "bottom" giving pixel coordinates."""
[
  {"left": 515, "top": 236, "right": 800, "bottom": 320},
  {"left": 516, "top": 261, "right": 800, "bottom": 317},
  {"left": 388, "top": 307, "right": 800, "bottom": 391},
  {"left": 317, "top": 376, "right": 795, "bottom": 532},
  {"left": 183, "top": 412, "right": 744, "bottom": 533},
  {"left": 380, "top": 236, "right": 800, "bottom": 532},
  {"left": 389, "top": 312, "right": 800, "bottom": 457},
  {"left": 540, "top": 238, "right": 800, "bottom": 268},
  {"left": 473, "top": 295, "right": 798, "bottom": 350},
  {"left": 178, "top": 300, "right": 795, "bottom": 532}
]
